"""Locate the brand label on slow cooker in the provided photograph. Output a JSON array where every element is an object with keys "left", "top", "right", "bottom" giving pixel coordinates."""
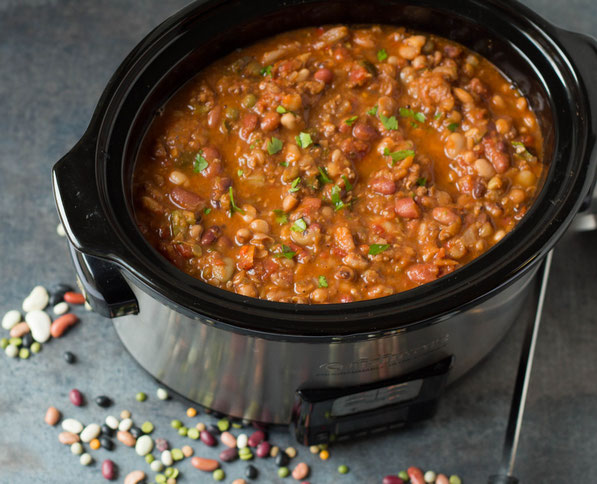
[{"left": 331, "top": 379, "right": 424, "bottom": 417}]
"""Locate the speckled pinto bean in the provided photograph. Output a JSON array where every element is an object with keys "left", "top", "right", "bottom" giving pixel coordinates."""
[
  {"left": 50, "top": 313, "right": 79, "bottom": 338},
  {"left": 58, "top": 431, "right": 80, "bottom": 445},
  {"left": 133, "top": 25, "right": 543, "bottom": 303},
  {"left": 9, "top": 322, "right": 30, "bottom": 338},
  {"left": 117, "top": 430, "right": 136, "bottom": 447},
  {"left": 291, "top": 462, "right": 310, "bottom": 480},
  {"left": 123, "top": 470, "right": 146, "bottom": 484},
  {"left": 435, "top": 474, "right": 450, "bottom": 484},
  {"left": 407, "top": 466, "right": 425, "bottom": 484},
  {"left": 44, "top": 406, "right": 61, "bottom": 426}
]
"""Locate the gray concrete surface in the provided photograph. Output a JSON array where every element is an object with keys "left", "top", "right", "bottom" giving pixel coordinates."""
[{"left": 0, "top": 1, "right": 596, "bottom": 482}]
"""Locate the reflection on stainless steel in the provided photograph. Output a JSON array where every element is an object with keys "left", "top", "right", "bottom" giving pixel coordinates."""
[{"left": 113, "top": 268, "right": 538, "bottom": 424}]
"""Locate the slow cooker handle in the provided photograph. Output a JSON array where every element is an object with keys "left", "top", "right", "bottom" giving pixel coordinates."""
[
  {"left": 553, "top": 28, "right": 597, "bottom": 211},
  {"left": 52, "top": 136, "right": 139, "bottom": 318}
]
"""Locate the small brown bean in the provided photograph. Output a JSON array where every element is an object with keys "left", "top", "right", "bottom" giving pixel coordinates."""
[
  {"left": 50, "top": 313, "right": 79, "bottom": 338},
  {"left": 352, "top": 122, "right": 377, "bottom": 141},
  {"left": 436, "top": 475, "right": 450, "bottom": 484},
  {"left": 508, "top": 188, "right": 526, "bottom": 204},
  {"left": 249, "top": 219, "right": 270, "bottom": 234},
  {"left": 168, "top": 170, "right": 188, "bottom": 186},
  {"left": 453, "top": 87, "right": 474, "bottom": 105},
  {"left": 432, "top": 207, "right": 460, "bottom": 225},
  {"left": 117, "top": 430, "right": 136, "bottom": 447},
  {"left": 492, "top": 94, "right": 505, "bottom": 109},
  {"left": 474, "top": 158, "right": 496, "bottom": 178},
  {"left": 220, "top": 431, "right": 236, "bottom": 448},
  {"left": 496, "top": 118, "right": 511, "bottom": 134},
  {"left": 406, "top": 263, "right": 439, "bottom": 284},
  {"left": 445, "top": 132, "right": 466, "bottom": 159},
  {"left": 9, "top": 321, "right": 29, "bottom": 338},
  {"left": 310, "top": 288, "right": 328, "bottom": 303},
  {"left": 123, "top": 471, "right": 146, "bottom": 484},
  {"left": 45, "top": 406, "right": 61, "bottom": 426},
  {"left": 282, "top": 194, "right": 299, "bottom": 212},
  {"left": 516, "top": 97, "right": 528, "bottom": 111},
  {"left": 314, "top": 68, "right": 334, "bottom": 84},
  {"left": 235, "top": 228, "right": 252, "bottom": 245},
  {"left": 170, "top": 186, "right": 204, "bottom": 210},
  {"left": 292, "top": 462, "right": 310, "bottom": 480},
  {"left": 260, "top": 112, "right": 280, "bottom": 132},
  {"left": 335, "top": 266, "right": 355, "bottom": 281},
  {"left": 516, "top": 169, "right": 537, "bottom": 187},
  {"left": 395, "top": 197, "right": 421, "bottom": 219},
  {"left": 232, "top": 480, "right": 248, "bottom": 484},
  {"left": 207, "top": 106, "right": 222, "bottom": 128},
  {"left": 58, "top": 432, "right": 80, "bottom": 445},
  {"left": 370, "top": 177, "right": 396, "bottom": 195},
  {"left": 182, "top": 445, "right": 194, "bottom": 458}
]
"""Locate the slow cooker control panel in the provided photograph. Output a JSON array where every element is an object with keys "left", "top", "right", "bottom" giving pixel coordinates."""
[{"left": 292, "top": 356, "right": 453, "bottom": 445}]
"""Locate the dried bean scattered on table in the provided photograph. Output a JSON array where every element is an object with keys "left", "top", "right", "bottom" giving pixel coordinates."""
[
  {"left": 50, "top": 313, "right": 79, "bottom": 338},
  {"left": 69, "top": 389, "right": 84, "bottom": 406},
  {"left": 44, "top": 406, "right": 61, "bottom": 426},
  {"left": 191, "top": 456, "right": 220, "bottom": 471},
  {"left": 101, "top": 459, "right": 116, "bottom": 480}
]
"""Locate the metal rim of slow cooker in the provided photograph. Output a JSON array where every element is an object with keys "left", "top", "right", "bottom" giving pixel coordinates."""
[{"left": 76, "top": 0, "right": 596, "bottom": 338}]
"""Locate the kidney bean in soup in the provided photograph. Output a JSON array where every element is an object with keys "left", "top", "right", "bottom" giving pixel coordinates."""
[{"left": 133, "top": 25, "right": 543, "bottom": 304}]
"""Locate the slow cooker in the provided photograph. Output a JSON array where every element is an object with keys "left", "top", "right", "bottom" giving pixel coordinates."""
[{"left": 52, "top": 0, "right": 597, "bottom": 445}]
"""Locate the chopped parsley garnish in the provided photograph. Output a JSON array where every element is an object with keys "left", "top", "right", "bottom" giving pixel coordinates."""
[
  {"left": 296, "top": 132, "right": 313, "bottom": 148},
  {"left": 318, "top": 275, "right": 328, "bottom": 288},
  {"left": 193, "top": 151, "right": 209, "bottom": 173},
  {"left": 369, "top": 244, "right": 390, "bottom": 255},
  {"left": 228, "top": 187, "right": 245, "bottom": 215},
  {"left": 276, "top": 105, "right": 287, "bottom": 114},
  {"left": 380, "top": 114, "right": 398, "bottom": 130},
  {"left": 377, "top": 48, "right": 388, "bottom": 62},
  {"left": 416, "top": 177, "right": 428, "bottom": 186},
  {"left": 345, "top": 116, "right": 358, "bottom": 126},
  {"left": 318, "top": 166, "right": 332, "bottom": 184},
  {"left": 260, "top": 64, "right": 272, "bottom": 76},
  {"left": 273, "top": 209, "right": 288, "bottom": 225},
  {"left": 400, "top": 107, "right": 426, "bottom": 123},
  {"left": 289, "top": 177, "right": 301, "bottom": 193},
  {"left": 511, "top": 141, "right": 535, "bottom": 161},
  {"left": 291, "top": 218, "right": 307, "bottom": 232},
  {"left": 273, "top": 244, "right": 296, "bottom": 259},
  {"left": 433, "top": 111, "right": 443, "bottom": 120},
  {"left": 341, "top": 175, "right": 353, "bottom": 191},
  {"left": 383, "top": 147, "right": 415, "bottom": 164},
  {"left": 203, "top": 207, "right": 212, "bottom": 214},
  {"left": 267, "top": 136, "right": 283, "bottom": 155},
  {"left": 447, "top": 123, "right": 459, "bottom": 132},
  {"left": 237, "top": 169, "right": 244, "bottom": 177},
  {"left": 367, "top": 105, "right": 378, "bottom": 116},
  {"left": 279, "top": 161, "right": 289, "bottom": 167},
  {"left": 331, "top": 185, "right": 345, "bottom": 211}
]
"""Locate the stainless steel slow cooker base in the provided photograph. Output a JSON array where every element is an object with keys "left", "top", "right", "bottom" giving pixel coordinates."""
[{"left": 113, "top": 269, "right": 537, "bottom": 425}]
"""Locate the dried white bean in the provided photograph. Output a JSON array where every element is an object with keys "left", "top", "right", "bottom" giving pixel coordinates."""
[
  {"left": 237, "top": 433, "right": 248, "bottom": 449},
  {"left": 156, "top": 388, "right": 169, "bottom": 400},
  {"left": 25, "top": 310, "right": 51, "bottom": 343},
  {"left": 22, "top": 286, "right": 49, "bottom": 312},
  {"left": 150, "top": 459, "right": 164, "bottom": 472},
  {"left": 56, "top": 223, "right": 66, "bottom": 237},
  {"left": 70, "top": 442, "right": 83, "bottom": 455},
  {"left": 80, "top": 423, "right": 101, "bottom": 443},
  {"left": 53, "top": 302, "right": 69, "bottom": 316},
  {"left": 62, "top": 418, "right": 84, "bottom": 434},
  {"left": 79, "top": 453, "right": 93, "bottom": 466},
  {"left": 105, "top": 415, "right": 119, "bottom": 430},
  {"left": 118, "top": 418, "right": 133, "bottom": 432},
  {"left": 424, "top": 471, "right": 437, "bottom": 483},
  {"left": 161, "top": 450, "right": 173, "bottom": 466},
  {"left": 2, "top": 310, "right": 21, "bottom": 330},
  {"left": 5, "top": 344, "right": 18, "bottom": 358},
  {"left": 135, "top": 435, "right": 154, "bottom": 456}
]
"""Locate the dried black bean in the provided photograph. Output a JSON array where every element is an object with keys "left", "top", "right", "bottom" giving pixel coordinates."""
[
  {"left": 49, "top": 283, "right": 74, "bottom": 306},
  {"left": 275, "top": 451, "right": 290, "bottom": 467},
  {"left": 99, "top": 436, "right": 114, "bottom": 451},
  {"left": 63, "top": 351, "right": 76, "bottom": 364},
  {"left": 207, "top": 424, "right": 221, "bottom": 436},
  {"left": 101, "top": 424, "right": 115, "bottom": 437},
  {"left": 21, "top": 333, "right": 33, "bottom": 348},
  {"left": 245, "top": 464, "right": 258, "bottom": 479},
  {"left": 129, "top": 426, "right": 143, "bottom": 439},
  {"left": 95, "top": 395, "right": 113, "bottom": 408}
]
